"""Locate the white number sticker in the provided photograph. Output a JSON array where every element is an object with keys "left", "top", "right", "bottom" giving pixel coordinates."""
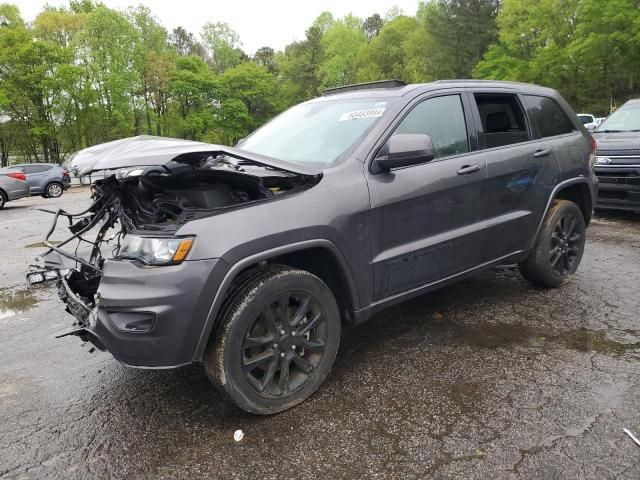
[{"left": 339, "top": 107, "right": 385, "bottom": 122}]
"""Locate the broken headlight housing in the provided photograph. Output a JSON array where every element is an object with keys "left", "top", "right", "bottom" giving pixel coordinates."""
[{"left": 117, "top": 235, "right": 194, "bottom": 265}]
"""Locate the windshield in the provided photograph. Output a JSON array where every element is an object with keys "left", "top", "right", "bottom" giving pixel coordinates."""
[
  {"left": 596, "top": 105, "right": 640, "bottom": 132},
  {"left": 578, "top": 115, "right": 593, "bottom": 124},
  {"left": 239, "top": 98, "right": 394, "bottom": 167}
]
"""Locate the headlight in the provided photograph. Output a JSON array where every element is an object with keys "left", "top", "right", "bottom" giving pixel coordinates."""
[{"left": 118, "top": 235, "right": 194, "bottom": 265}]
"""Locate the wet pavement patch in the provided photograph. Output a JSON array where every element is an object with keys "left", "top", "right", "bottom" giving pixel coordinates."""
[
  {"left": 453, "top": 322, "right": 640, "bottom": 357},
  {"left": 0, "top": 288, "right": 39, "bottom": 319},
  {"left": 560, "top": 328, "right": 640, "bottom": 356}
]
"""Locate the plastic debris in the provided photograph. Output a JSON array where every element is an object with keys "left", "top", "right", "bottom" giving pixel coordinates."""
[
  {"left": 623, "top": 428, "right": 640, "bottom": 447},
  {"left": 233, "top": 429, "right": 244, "bottom": 442}
]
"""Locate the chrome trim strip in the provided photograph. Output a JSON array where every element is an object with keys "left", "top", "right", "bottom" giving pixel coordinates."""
[
  {"left": 595, "top": 164, "right": 640, "bottom": 168},
  {"left": 367, "top": 249, "right": 524, "bottom": 309}
]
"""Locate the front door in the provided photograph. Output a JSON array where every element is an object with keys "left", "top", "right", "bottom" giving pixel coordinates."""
[{"left": 367, "top": 92, "right": 487, "bottom": 300}]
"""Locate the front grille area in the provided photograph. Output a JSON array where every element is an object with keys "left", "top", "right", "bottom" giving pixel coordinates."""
[
  {"left": 595, "top": 167, "right": 640, "bottom": 177},
  {"left": 596, "top": 148, "right": 640, "bottom": 156}
]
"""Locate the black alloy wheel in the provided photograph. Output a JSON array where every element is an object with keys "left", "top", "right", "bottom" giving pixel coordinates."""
[
  {"left": 241, "top": 292, "right": 327, "bottom": 396},
  {"left": 518, "top": 199, "right": 586, "bottom": 287},
  {"left": 204, "top": 266, "right": 341, "bottom": 414},
  {"left": 549, "top": 212, "right": 583, "bottom": 277}
]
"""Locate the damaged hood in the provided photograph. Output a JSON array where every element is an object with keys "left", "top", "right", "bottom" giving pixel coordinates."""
[{"left": 67, "top": 135, "right": 321, "bottom": 177}]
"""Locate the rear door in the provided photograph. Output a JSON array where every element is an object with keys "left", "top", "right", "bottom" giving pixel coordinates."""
[
  {"left": 465, "top": 89, "right": 559, "bottom": 260},
  {"left": 367, "top": 90, "right": 488, "bottom": 300},
  {"left": 21, "top": 165, "right": 51, "bottom": 194}
]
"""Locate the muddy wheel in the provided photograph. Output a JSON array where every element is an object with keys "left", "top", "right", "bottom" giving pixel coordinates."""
[
  {"left": 519, "top": 200, "right": 586, "bottom": 288},
  {"left": 45, "top": 182, "right": 63, "bottom": 198},
  {"left": 204, "top": 266, "right": 341, "bottom": 414}
]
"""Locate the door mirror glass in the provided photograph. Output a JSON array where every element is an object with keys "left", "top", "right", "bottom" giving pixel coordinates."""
[{"left": 374, "top": 133, "right": 435, "bottom": 172}]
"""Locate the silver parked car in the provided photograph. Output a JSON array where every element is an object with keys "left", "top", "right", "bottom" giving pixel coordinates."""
[
  {"left": 10, "top": 163, "right": 71, "bottom": 198},
  {"left": 0, "top": 168, "right": 30, "bottom": 209}
]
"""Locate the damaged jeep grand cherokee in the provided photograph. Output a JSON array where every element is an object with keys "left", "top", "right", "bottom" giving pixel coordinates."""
[{"left": 30, "top": 80, "right": 598, "bottom": 414}]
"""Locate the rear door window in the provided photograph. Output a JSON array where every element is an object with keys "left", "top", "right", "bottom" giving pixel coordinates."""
[
  {"left": 524, "top": 95, "right": 576, "bottom": 138},
  {"left": 473, "top": 93, "right": 530, "bottom": 149}
]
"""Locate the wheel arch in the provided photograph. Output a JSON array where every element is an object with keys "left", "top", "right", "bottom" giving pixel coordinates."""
[
  {"left": 553, "top": 181, "right": 593, "bottom": 226},
  {"left": 44, "top": 180, "right": 63, "bottom": 193},
  {"left": 530, "top": 177, "right": 594, "bottom": 250},
  {"left": 193, "top": 239, "right": 359, "bottom": 361}
]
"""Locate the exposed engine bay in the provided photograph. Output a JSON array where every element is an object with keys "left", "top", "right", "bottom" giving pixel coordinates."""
[{"left": 28, "top": 148, "right": 320, "bottom": 336}]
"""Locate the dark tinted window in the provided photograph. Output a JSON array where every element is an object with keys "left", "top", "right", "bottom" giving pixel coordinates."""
[
  {"left": 474, "top": 94, "right": 530, "bottom": 148},
  {"left": 393, "top": 95, "right": 469, "bottom": 159},
  {"left": 524, "top": 95, "right": 575, "bottom": 138},
  {"left": 20, "top": 164, "right": 50, "bottom": 174}
]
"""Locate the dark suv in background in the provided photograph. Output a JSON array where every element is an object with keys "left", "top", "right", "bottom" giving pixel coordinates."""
[
  {"left": 33, "top": 80, "right": 597, "bottom": 414},
  {"left": 593, "top": 99, "right": 640, "bottom": 213}
]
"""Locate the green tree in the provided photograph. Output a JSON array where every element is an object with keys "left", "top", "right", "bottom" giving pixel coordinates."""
[
  {"left": 356, "top": 16, "right": 423, "bottom": 82},
  {"left": 201, "top": 21, "right": 246, "bottom": 74},
  {"left": 169, "top": 26, "right": 207, "bottom": 59},
  {"left": 220, "top": 62, "right": 281, "bottom": 131},
  {"left": 253, "top": 46, "right": 277, "bottom": 74},
  {"left": 363, "top": 13, "right": 384, "bottom": 40},
  {"left": 319, "top": 15, "right": 366, "bottom": 88},
  {"left": 168, "top": 55, "right": 219, "bottom": 140},
  {"left": 419, "top": 0, "right": 500, "bottom": 79}
]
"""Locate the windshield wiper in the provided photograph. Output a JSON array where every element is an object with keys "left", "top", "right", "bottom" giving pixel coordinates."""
[{"left": 597, "top": 129, "right": 624, "bottom": 133}]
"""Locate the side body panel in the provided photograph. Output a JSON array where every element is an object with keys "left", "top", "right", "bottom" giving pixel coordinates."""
[
  {"left": 364, "top": 89, "right": 490, "bottom": 299},
  {"left": 464, "top": 89, "right": 562, "bottom": 260}
]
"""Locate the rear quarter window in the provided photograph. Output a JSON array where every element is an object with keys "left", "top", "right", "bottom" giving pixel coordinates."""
[{"left": 524, "top": 95, "right": 575, "bottom": 138}]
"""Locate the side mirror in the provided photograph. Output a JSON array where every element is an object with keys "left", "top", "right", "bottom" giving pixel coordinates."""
[{"left": 374, "top": 133, "right": 435, "bottom": 172}]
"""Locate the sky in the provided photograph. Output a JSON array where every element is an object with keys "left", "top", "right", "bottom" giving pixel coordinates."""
[{"left": 15, "top": 0, "right": 421, "bottom": 54}]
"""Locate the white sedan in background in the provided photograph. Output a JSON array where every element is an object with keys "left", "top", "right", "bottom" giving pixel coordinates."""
[{"left": 577, "top": 113, "right": 598, "bottom": 131}]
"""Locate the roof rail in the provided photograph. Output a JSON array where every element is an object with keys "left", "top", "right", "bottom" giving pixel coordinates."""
[{"left": 322, "top": 80, "right": 407, "bottom": 96}]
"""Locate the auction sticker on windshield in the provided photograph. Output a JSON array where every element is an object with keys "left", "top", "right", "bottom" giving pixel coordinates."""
[{"left": 339, "top": 107, "right": 385, "bottom": 122}]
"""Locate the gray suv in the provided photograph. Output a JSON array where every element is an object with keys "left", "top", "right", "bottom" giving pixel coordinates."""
[
  {"left": 31, "top": 80, "right": 597, "bottom": 414},
  {"left": 12, "top": 163, "right": 71, "bottom": 198}
]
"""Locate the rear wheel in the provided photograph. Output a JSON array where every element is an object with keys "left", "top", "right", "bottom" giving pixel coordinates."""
[
  {"left": 46, "top": 182, "right": 63, "bottom": 198},
  {"left": 204, "top": 266, "right": 341, "bottom": 414},
  {"left": 0, "top": 191, "right": 6, "bottom": 209},
  {"left": 519, "top": 200, "right": 586, "bottom": 287}
]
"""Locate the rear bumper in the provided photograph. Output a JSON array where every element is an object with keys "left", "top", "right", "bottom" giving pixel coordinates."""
[
  {"left": 595, "top": 166, "right": 640, "bottom": 212},
  {"left": 79, "top": 258, "right": 226, "bottom": 368}
]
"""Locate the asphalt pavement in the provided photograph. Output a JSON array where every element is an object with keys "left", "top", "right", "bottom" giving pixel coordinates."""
[{"left": 1, "top": 189, "right": 639, "bottom": 479}]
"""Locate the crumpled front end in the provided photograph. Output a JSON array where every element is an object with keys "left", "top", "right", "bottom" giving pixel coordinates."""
[{"left": 29, "top": 138, "right": 320, "bottom": 367}]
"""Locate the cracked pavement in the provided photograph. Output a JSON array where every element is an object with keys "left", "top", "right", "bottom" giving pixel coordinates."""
[{"left": 1, "top": 190, "right": 639, "bottom": 479}]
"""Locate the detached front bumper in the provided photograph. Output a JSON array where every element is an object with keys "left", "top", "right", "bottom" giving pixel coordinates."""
[
  {"left": 77, "top": 258, "right": 224, "bottom": 368},
  {"left": 595, "top": 166, "right": 640, "bottom": 212}
]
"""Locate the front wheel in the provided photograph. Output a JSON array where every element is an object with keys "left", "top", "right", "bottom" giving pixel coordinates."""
[
  {"left": 204, "top": 266, "right": 341, "bottom": 414},
  {"left": 518, "top": 200, "right": 586, "bottom": 287}
]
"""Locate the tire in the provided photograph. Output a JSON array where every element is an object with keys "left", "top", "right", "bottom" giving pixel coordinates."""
[
  {"left": 518, "top": 200, "right": 586, "bottom": 288},
  {"left": 0, "top": 191, "right": 6, "bottom": 210},
  {"left": 204, "top": 266, "right": 341, "bottom": 414},
  {"left": 45, "top": 182, "right": 63, "bottom": 198}
]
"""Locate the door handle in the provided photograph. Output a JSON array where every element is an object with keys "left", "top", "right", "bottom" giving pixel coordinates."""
[
  {"left": 533, "top": 149, "right": 551, "bottom": 158},
  {"left": 457, "top": 164, "right": 481, "bottom": 175}
]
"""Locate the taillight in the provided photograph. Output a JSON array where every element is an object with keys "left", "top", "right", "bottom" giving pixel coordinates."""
[
  {"left": 7, "top": 172, "right": 26, "bottom": 181},
  {"left": 589, "top": 136, "right": 597, "bottom": 153}
]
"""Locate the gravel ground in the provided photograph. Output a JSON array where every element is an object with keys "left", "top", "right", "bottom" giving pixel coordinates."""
[{"left": 1, "top": 190, "right": 639, "bottom": 479}]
